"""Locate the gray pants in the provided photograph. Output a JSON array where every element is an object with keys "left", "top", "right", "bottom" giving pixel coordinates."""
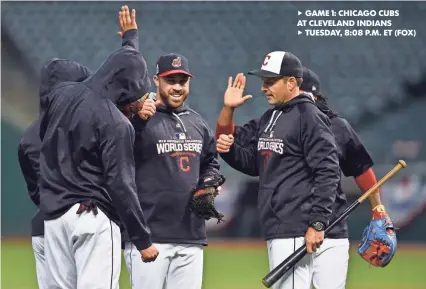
[
  {"left": 44, "top": 203, "right": 121, "bottom": 289},
  {"left": 32, "top": 236, "right": 47, "bottom": 289},
  {"left": 123, "top": 242, "right": 203, "bottom": 289}
]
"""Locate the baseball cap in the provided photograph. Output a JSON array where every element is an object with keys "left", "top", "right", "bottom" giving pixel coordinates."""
[
  {"left": 300, "top": 67, "right": 322, "bottom": 96},
  {"left": 156, "top": 53, "right": 194, "bottom": 77},
  {"left": 248, "top": 51, "right": 303, "bottom": 78}
]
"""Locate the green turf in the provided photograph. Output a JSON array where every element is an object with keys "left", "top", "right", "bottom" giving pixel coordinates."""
[{"left": 2, "top": 242, "right": 425, "bottom": 289}]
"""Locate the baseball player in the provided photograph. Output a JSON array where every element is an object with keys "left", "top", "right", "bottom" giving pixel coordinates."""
[
  {"left": 122, "top": 53, "right": 224, "bottom": 289},
  {"left": 38, "top": 6, "right": 158, "bottom": 289},
  {"left": 18, "top": 59, "right": 92, "bottom": 289},
  {"left": 299, "top": 67, "right": 396, "bottom": 288},
  {"left": 215, "top": 51, "right": 341, "bottom": 289}
]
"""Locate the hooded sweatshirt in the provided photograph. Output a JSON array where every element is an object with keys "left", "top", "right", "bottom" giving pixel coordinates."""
[
  {"left": 220, "top": 94, "right": 341, "bottom": 240},
  {"left": 18, "top": 59, "right": 92, "bottom": 236},
  {"left": 38, "top": 29, "right": 153, "bottom": 250},
  {"left": 129, "top": 103, "right": 221, "bottom": 245}
]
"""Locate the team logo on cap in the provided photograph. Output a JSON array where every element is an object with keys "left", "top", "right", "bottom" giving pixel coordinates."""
[
  {"left": 156, "top": 64, "right": 159, "bottom": 74},
  {"left": 172, "top": 57, "right": 182, "bottom": 68}
]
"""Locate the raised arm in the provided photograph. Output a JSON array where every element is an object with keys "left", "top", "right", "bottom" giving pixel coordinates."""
[
  {"left": 118, "top": 6, "right": 139, "bottom": 51},
  {"left": 100, "top": 121, "right": 158, "bottom": 262}
]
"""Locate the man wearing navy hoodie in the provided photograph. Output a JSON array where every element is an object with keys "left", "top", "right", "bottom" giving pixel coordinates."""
[
  {"left": 18, "top": 59, "right": 91, "bottom": 289},
  {"left": 38, "top": 6, "right": 158, "bottom": 289},
  {"left": 215, "top": 51, "right": 341, "bottom": 289},
  {"left": 123, "top": 53, "right": 223, "bottom": 289}
]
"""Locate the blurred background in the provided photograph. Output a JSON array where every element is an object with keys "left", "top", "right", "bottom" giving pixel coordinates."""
[{"left": 1, "top": 1, "right": 426, "bottom": 289}]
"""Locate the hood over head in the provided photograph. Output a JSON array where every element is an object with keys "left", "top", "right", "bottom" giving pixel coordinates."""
[
  {"left": 84, "top": 48, "right": 151, "bottom": 106},
  {"left": 39, "top": 58, "right": 92, "bottom": 110}
]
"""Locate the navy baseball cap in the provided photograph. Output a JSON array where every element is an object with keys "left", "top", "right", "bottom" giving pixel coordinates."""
[
  {"left": 300, "top": 67, "right": 322, "bottom": 96},
  {"left": 248, "top": 51, "right": 303, "bottom": 78},
  {"left": 156, "top": 53, "right": 194, "bottom": 77}
]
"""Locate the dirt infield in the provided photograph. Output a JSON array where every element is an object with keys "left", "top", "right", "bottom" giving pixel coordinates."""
[{"left": 3, "top": 237, "right": 425, "bottom": 251}]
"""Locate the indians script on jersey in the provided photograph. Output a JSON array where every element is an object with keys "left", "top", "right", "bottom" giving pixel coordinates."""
[
  {"left": 156, "top": 139, "right": 203, "bottom": 155},
  {"left": 257, "top": 137, "right": 284, "bottom": 155}
]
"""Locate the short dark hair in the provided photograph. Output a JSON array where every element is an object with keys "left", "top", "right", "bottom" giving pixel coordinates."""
[{"left": 283, "top": 76, "right": 303, "bottom": 87}]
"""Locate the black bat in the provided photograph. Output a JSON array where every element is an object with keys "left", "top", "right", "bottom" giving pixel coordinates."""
[{"left": 261, "top": 160, "right": 406, "bottom": 288}]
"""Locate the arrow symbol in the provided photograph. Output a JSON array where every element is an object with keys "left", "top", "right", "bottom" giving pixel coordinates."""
[
  {"left": 298, "top": 30, "right": 302, "bottom": 35},
  {"left": 298, "top": 11, "right": 302, "bottom": 16}
]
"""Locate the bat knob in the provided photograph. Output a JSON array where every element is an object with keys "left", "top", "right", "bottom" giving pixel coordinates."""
[
  {"left": 398, "top": 160, "right": 407, "bottom": 168},
  {"left": 262, "top": 279, "right": 271, "bottom": 288}
]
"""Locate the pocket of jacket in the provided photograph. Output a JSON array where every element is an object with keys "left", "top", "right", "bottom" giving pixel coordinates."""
[{"left": 257, "top": 188, "right": 280, "bottom": 225}]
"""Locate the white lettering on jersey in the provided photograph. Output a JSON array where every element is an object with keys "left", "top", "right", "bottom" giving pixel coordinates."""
[
  {"left": 257, "top": 137, "right": 284, "bottom": 155},
  {"left": 156, "top": 139, "right": 203, "bottom": 155}
]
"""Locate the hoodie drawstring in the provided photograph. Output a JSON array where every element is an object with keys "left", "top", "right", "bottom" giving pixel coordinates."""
[
  {"left": 264, "top": 110, "right": 282, "bottom": 135},
  {"left": 172, "top": 112, "right": 188, "bottom": 133}
]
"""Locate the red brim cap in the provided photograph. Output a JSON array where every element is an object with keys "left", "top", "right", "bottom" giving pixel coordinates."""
[{"left": 158, "top": 69, "right": 194, "bottom": 78}]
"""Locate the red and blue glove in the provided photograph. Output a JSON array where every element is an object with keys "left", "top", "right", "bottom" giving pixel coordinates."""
[{"left": 357, "top": 205, "right": 397, "bottom": 267}]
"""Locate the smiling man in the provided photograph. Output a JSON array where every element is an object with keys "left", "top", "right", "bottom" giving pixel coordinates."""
[{"left": 123, "top": 53, "right": 225, "bottom": 289}]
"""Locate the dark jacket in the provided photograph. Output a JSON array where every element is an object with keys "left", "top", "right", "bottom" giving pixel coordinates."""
[
  {"left": 38, "top": 30, "right": 153, "bottom": 250},
  {"left": 18, "top": 59, "right": 92, "bottom": 236},
  {"left": 129, "top": 104, "right": 221, "bottom": 245},
  {"left": 316, "top": 101, "right": 374, "bottom": 238},
  {"left": 220, "top": 94, "right": 341, "bottom": 240}
]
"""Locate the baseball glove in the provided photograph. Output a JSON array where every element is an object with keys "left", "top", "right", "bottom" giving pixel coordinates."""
[
  {"left": 190, "top": 175, "right": 226, "bottom": 223},
  {"left": 357, "top": 206, "right": 397, "bottom": 267}
]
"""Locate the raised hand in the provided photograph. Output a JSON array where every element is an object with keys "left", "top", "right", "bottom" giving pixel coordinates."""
[
  {"left": 117, "top": 5, "right": 138, "bottom": 37},
  {"left": 223, "top": 73, "right": 253, "bottom": 109}
]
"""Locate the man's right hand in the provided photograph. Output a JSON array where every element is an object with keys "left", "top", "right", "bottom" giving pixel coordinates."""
[
  {"left": 137, "top": 98, "right": 160, "bottom": 120},
  {"left": 117, "top": 5, "right": 138, "bottom": 37},
  {"left": 140, "top": 244, "right": 159, "bottom": 263},
  {"left": 217, "top": 134, "right": 234, "bottom": 153},
  {"left": 224, "top": 73, "right": 253, "bottom": 109}
]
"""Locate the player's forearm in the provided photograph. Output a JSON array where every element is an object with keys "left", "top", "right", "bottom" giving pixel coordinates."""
[
  {"left": 121, "top": 29, "right": 139, "bottom": 51},
  {"left": 30, "top": 189, "right": 41, "bottom": 206},
  {"left": 303, "top": 118, "right": 340, "bottom": 226},
  {"left": 368, "top": 193, "right": 383, "bottom": 209},
  {"left": 355, "top": 168, "right": 383, "bottom": 209},
  {"left": 216, "top": 107, "right": 235, "bottom": 139},
  {"left": 309, "top": 157, "right": 340, "bottom": 226},
  {"left": 219, "top": 143, "right": 258, "bottom": 176},
  {"left": 110, "top": 177, "right": 152, "bottom": 250}
]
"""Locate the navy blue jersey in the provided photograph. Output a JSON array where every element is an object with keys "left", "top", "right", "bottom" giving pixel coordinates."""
[
  {"left": 38, "top": 30, "right": 153, "bottom": 250},
  {"left": 129, "top": 104, "right": 221, "bottom": 245},
  {"left": 220, "top": 94, "right": 341, "bottom": 240},
  {"left": 318, "top": 103, "right": 374, "bottom": 238},
  {"left": 18, "top": 59, "right": 91, "bottom": 236}
]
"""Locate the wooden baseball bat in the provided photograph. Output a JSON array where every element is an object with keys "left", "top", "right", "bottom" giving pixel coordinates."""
[{"left": 262, "top": 160, "right": 407, "bottom": 288}]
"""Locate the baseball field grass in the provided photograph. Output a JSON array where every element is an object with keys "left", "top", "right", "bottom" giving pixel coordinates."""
[{"left": 1, "top": 240, "right": 425, "bottom": 289}]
